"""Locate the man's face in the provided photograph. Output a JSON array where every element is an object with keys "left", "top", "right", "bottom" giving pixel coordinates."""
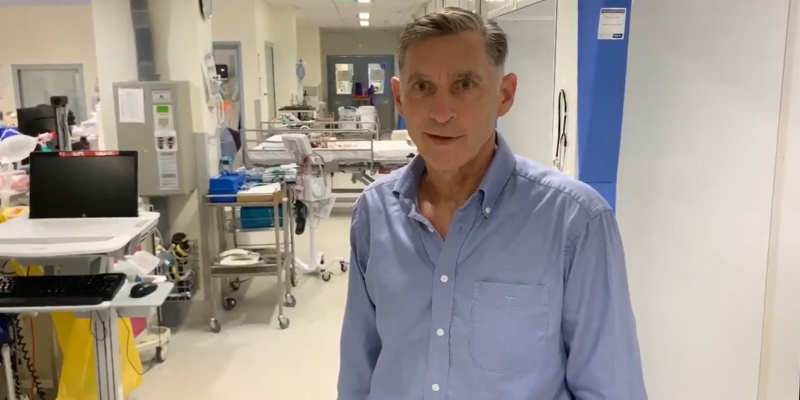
[{"left": 392, "top": 32, "right": 517, "bottom": 172}]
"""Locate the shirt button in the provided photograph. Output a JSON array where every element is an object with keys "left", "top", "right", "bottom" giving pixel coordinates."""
[
  {"left": 428, "top": 226, "right": 435, "bottom": 233},
  {"left": 485, "top": 207, "right": 492, "bottom": 214},
  {"left": 436, "top": 328, "right": 445, "bottom": 336},
  {"left": 440, "top": 275, "right": 449, "bottom": 283},
  {"left": 432, "top": 384, "right": 440, "bottom": 392}
]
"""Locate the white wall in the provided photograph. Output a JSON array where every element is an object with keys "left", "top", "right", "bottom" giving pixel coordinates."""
[
  {"left": 617, "top": 0, "right": 793, "bottom": 399},
  {"left": 297, "top": 24, "right": 322, "bottom": 90},
  {"left": 496, "top": 19, "right": 555, "bottom": 165},
  {"left": 758, "top": 0, "right": 800, "bottom": 397},
  {"left": 0, "top": 6, "right": 97, "bottom": 120},
  {"left": 91, "top": 0, "right": 137, "bottom": 151},
  {"left": 551, "top": 0, "right": 577, "bottom": 176},
  {"left": 270, "top": 6, "right": 298, "bottom": 109}
]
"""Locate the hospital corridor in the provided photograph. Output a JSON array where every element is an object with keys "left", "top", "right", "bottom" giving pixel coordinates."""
[{"left": 0, "top": 0, "right": 799, "bottom": 399}]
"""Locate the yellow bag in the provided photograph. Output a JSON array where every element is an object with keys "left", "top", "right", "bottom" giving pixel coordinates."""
[
  {"left": 53, "top": 313, "right": 144, "bottom": 400},
  {"left": 0, "top": 211, "right": 144, "bottom": 399}
]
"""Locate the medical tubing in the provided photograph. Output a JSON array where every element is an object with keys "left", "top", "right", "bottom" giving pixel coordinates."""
[{"left": 11, "top": 315, "right": 45, "bottom": 400}]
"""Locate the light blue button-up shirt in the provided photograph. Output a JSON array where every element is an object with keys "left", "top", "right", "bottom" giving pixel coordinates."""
[{"left": 338, "top": 133, "right": 647, "bottom": 400}]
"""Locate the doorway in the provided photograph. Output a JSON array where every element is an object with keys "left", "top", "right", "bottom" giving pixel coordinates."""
[
  {"left": 212, "top": 41, "right": 245, "bottom": 131},
  {"left": 12, "top": 64, "right": 87, "bottom": 122},
  {"left": 264, "top": 42, "right": 277, "bottom": 121},
  {"left": 327, "top": 55, "right": 396, "bottom": 133}
]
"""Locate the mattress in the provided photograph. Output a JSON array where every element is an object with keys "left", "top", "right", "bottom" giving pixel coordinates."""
[{"left": 247, "top": 136, "right": 417, "bottom": 166}]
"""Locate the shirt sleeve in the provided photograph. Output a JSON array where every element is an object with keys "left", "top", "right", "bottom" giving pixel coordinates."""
[
  {"left": 337, "top": 198, "right": 382, "bottom": 400},
  {"left": 562, "top": 210, "right": 648, "bottom": 400}
]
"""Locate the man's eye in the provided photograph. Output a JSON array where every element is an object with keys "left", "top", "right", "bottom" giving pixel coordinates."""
[
  {"left": 413, "top": 82, "right": 429, "bottom": 91},
  {"left": 458, "top": 80, "right": 474, "bottom": 90}
]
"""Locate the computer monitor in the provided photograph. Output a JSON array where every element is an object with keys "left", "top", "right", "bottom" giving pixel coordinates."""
[
  {"left": 16, "top": 105, "right": 56, "bottom": 137},
  {"left": 29, "top": 151, "right": 139, "bottom": 219}
]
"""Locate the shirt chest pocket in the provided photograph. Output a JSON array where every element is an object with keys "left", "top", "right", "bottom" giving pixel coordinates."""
[{"left": 469, "top": 282, "right": 550, "bottom": 374}]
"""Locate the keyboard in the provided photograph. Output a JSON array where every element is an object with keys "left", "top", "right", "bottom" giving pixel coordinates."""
[{"left": 0, "top": 273, "right": 127, "bottom": 308}]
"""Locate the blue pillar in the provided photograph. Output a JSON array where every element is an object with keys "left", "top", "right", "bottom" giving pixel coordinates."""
[{"left": 577, "top": 0, "right": 632, "bottom": 211}]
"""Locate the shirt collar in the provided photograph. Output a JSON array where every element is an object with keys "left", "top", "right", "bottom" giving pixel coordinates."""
[{"left": 392, "top": 132, "right": 516, "bottom": 218}]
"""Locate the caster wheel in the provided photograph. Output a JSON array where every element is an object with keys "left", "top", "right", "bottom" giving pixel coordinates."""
[
  {"left": 156, "top": 346, "right": 169, "bottom": 363},
  {"left": 210, "top": 318, "right": 221, "bottom": 333},
  {"left": 278, "top": 315, "right": 290, "bottom": 329},
  {"left": 321, "top": 271, "right": 332, "bottom": 282},
  {"left": 340, "top": 261, "right": 349, "bottom": 272},
  {"left": 230, "top": 279, "right": 241, "bottom": 291},
  {"left": 290, "top": 268, "right": 299, "bottom": 287},
  {"left": 284, "top": 293, "right": 297, "bottom": 307},
  {"left": 222, "top": 297, "right": 237, "bottom": 311}
]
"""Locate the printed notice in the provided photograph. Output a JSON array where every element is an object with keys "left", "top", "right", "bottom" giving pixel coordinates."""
[
  {"left": 598, "top": 8, "right": 627, "bottom": 40},
  {"left": 157, "top": 152, "right": 180, "bottom": 190},
  {"left": 118, "top": 88, "right": 145, "bottom": 123}
]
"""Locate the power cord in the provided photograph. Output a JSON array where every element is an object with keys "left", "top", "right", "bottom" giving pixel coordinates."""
[
  {"left": 120, "top": 317, "right": 156, "bottom": 376},
  {"left": 554, "top": 89, "right": 568, "bottom": 172},
  {"left": 89, "top": 311, "right": 158, "bottom": 377},
  {"left": 10, "top": 315, "right": 45, "bottom": 400}
]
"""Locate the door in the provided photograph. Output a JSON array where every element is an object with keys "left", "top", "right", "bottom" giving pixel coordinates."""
[
  {"left": 212, "top": 42, "right": 245, "bottom": 131},
  {"left": 264, "top": 42, "right": 277, "bottom": 120},
  {"left": 13, "top": 64, "right": 86, "bottom": 122},
  {"left": 327, "top": 55, "right": 396, "bottom": 132}
]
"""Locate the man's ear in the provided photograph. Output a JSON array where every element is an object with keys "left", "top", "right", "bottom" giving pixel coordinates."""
[
  {"left": 497, "top": 72, "right": 518, "bottom": 117},
  {"left": 391, "top": 77, "right": 404, "bottom": 116}
]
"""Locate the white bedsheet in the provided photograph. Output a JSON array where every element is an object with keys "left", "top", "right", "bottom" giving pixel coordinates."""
[{"left": 248, "top": 136, "right": 417, "bottom": 166}]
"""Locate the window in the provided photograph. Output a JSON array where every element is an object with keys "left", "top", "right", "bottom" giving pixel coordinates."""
[
  {"left": 335, "top": 64, "right": 354, "bottom": 95},
  {"left": 368, "top": 64, "right": 386, "bottom": 94}
]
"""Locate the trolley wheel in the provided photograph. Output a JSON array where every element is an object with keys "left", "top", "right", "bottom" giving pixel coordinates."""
[
  {"left": 222, "top": 297, "right": 237, "bottom": 311},
  {"left": 210, "top": 318, "right": 222, "bottom": 333},
  {"left": 321, "top": 271, "right": 332, "bottom": 282},
  {"left": 284, "top": 293, "right": 297, "bottom": 308},
  {"left": 155, "top": 345, "right": 169, "bottom": 363},
  {"left": 230, "top": 279, "right": 241, "bottom": 291},
  {"left": 290, "top": 268, "right": 299, "bottom": 287},
  {"left": 278, "top": 315, "right": 290, "bottom": 329},
  {"left": 340, "top": 261, "right": 349, "bottom": 273}
]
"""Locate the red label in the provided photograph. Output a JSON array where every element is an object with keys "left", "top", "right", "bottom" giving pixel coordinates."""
[{"left": 59, "top": 151, "right": 119, "bottom": 157}]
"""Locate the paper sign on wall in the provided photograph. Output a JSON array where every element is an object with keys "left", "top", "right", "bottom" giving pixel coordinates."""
[
  {"left": 118, "top": 88, "right": 146, "bottom": 123},
  {"left": 598, "top": 8, "right": 627, "bottom": 40}
]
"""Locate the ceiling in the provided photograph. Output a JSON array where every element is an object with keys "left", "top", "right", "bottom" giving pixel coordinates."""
[
  {"left": 0, "top": 0, "right": 427, "bottom": 29},
  {"left": 266, "top": 0, "right": 427, "bottom": 28}
]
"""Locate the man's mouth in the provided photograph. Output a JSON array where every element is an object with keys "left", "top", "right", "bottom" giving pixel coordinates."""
[{"left": 425, "top": 132, "right": 460, "bottom": 144}]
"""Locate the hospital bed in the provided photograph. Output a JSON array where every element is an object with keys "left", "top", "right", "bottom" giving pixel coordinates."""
[{"left": 242, "top": 126, "right": 417, "bottom": 190}]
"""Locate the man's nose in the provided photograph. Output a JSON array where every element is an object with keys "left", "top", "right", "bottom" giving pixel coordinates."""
[{"left": 428, "top": 91, "right": 456, "bottom": 124}]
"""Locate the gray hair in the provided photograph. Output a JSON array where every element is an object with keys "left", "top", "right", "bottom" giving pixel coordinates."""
[{"left": 398, "top": 7, "right": 509, "bottom": 70}]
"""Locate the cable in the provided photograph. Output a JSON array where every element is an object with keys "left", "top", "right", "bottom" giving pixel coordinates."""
[
  {"left": 10, "top": 315, "right": 45, "bottom": 400},
  {"left": 28, "top": 317, "right": 35, "bottom": 400},
  {"left": 120, "top": 317, "right": 155, "bottom": 376},
  {"left": 554, "top": 89, "right": 568, "bottom": 172}
]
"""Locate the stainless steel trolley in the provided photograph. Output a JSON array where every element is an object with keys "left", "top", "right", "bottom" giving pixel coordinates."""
[{"left": 201, "top": 188, "right": 297, "bottom": 333}]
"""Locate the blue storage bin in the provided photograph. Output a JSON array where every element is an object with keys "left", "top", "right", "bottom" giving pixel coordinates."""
[
  {"left": 209, "top": 172, "right": 246, "bottom": 203},
  {"left": 240, "top": 205, "right": 284, "bottom": 229}
]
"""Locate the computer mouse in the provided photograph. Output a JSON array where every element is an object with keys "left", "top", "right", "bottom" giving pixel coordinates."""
[{"left": 130, "top": 282, "right": 158, "bottom": 298}]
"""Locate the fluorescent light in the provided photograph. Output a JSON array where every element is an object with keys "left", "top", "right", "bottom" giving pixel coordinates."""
[
  {"left": 357, "top": 0, "right": 371, "bottom": 3},
  {"left": 359, "top": 12, "right": 370, "bottom": 19},
  {"left": 360, "top": 20, "right": 370, "bottom": 27}
]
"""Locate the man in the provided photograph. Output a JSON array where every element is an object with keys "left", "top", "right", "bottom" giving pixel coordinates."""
[{"left": 338, "top": 7, "right": 647, "bottom": 400}]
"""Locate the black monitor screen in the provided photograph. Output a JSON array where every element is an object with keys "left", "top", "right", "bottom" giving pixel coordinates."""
[
  {"left": 29, "top": 151, "right": 139, "bottom": 219},
  {"left": 16, "top": 105, "right": 56, "bottom": 137}
]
